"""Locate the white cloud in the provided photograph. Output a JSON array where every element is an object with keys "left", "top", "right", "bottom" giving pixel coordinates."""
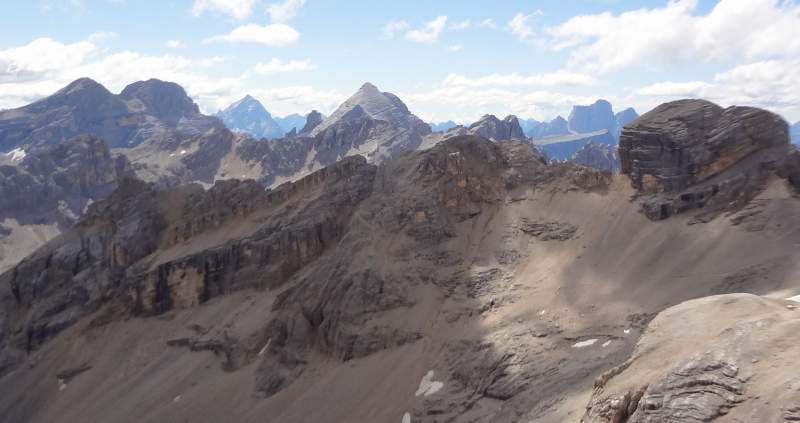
[
  {"left": 633, "top": 59, "right": 800, "bottom": 120},
  {"left": 253, "top": 58, "right": 316, "bottom": 74},
  {"left": 448, "top": 45, "right": 463, "bottom": 52},
  {"left": 450, "top": 19, "right": 471, "bottom": 30},
  {"left": 166, "top": 40, "right": 185, "bottom": 49},
  {"left": 404, "top": 85, "right": 605, "bottom": 123},
  {"left": 247, "top": 86, "right": 344, "bottom": 116},
  {"left": 191, "top": 0, "right": 258, "bottom": 20},
  {"left": 442, "top": 71, "right": 596, "bottom": 88},
  {"left": 478, "top": 18, "right": 496, "bottom": 29},
  {"left": 267, "top": 0, "right": 305, "bottom": 23},
  {"left": 0, "top": 37, "right": 97, "bottom": 83},
  {"left": 382, "top": 20, "right": 409, "bottom": 39},
  {"left": 88, "top": 31, "right": 117, "bottom": 43},
  {"left": 405, "top": 16, "right": 448, "bottom": 44},
  {"left": 508, "top": 12, "right": 539, "bottom": 40},
  {"left": 549, "top": 0, "right": 800, "bottom": 73},
  {"left": 206, "top": 23, "right": 300, "bottom": 46}
]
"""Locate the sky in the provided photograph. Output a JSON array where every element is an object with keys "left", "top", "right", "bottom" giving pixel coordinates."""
[{"left": 1, "top": 0, "right": 799, "bottom": 124}]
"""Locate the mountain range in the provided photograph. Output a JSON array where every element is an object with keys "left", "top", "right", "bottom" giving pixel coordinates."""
[{"left": 1, "top": 87, "right": 799, "bottom": 422}]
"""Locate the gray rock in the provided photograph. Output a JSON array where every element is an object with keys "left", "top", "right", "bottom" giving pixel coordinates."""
[
  {"left": 619, "top": 99, "right": 791, "bottom": 220},
  {"left": 299, "top": 110, "right": 323, "bottom": 134},
  {"left": 466, "top": 115, "right": 526, "bottom": 141}
]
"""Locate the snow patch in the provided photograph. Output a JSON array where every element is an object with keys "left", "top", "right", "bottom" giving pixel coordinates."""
[
  {"left": 58, "top": 378, "right": 67, "bottom": 391},
  {"left": 169, "top": 153, "right": 175, "bottom": 157},
  {"left": 786, "top": 295, "right": 800, "bottom": 303},
  {"left": 180, "top": 150, "right": 187, "bottom": 155},
  {"left": 539, "top": 309, "right": 546, "bottom": 316},
  {"left": 572, "top": 339, "right": 598, "bottom": 348},
  {"left": 5, "top": 147, "right": 25, "bottom": 162},
  {"left": 402, "top": 412, "right": 411, "bottom": 423},
  {"left": 623, "top": 329, "right": 631, "bottom": 335},
  {"left": 415, "top": 370, "right": 444, "bottom": 397},
  {"left": 258, "top": 338, "right": 272, "bottom": 356},
  {"left": 602, "top": 340, "right": 612, "bottom": 348},
  {"left": 173, "top": 395, "right": 182, "bottom": 403}
]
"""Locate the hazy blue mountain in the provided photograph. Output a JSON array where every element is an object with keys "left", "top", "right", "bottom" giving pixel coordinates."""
[
  {"left": 518, "top": 118, "right": 542, "bottom": 138},
  {"left": 275, "top": 114, "right": 307, "bottom": 135},
  {"left": 614, "top": 107, "right": 639, "bottom": 139},
  {"left": 791, "top": 122, "right": 800, "bottom": 145},
  {"left": 529, "top": 116, "right": 569, "bottom": 139},
  {"left": 568, "top": 99, "right": 615, "bottom": 135},
  {"left": 430, "top": 121, "right": 458, "bottom": 132},
  {"left": 216, "top": 95, "right": 284, "bottom": 140}
]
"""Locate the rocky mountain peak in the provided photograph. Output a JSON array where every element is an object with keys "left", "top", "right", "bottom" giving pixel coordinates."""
[
  {"left": 215, "top": 95, "right": 283, "bottom": 140},
  {"left": 568, "top": 99, "right": 615, "bottom": 134},
  {"left": 466, "top": 114, "right": 526, "bottom": 141},
  {"left": 119, "top": 78, "right": 201, "bottom": 125},
  {"left": 311, "top": 82, "right": 430, "bottom": 136},
  {"left": 300, "top": 110, "right": 323, "bottom": 134}
]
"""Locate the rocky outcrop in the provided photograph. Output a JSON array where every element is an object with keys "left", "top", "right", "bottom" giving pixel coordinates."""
[
  {"left": 583, "top": 294, "right": 800, "bottom": 423},
  {"left": 571, "top": 142, "right": 619, "bottom": 172},
  {"left": 466, "top": 115, "right": 526, "bottom": 141},
  {"left": 299, "top": 110, "right": 322, "bottom": 135},
  {"left": 619, "top": 99, "right": 791, "bottom": 220},
  {"left": 215, "top": 95, "right": 284, "bottom": 140}
]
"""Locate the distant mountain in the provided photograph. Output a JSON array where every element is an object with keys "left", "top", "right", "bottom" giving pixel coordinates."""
[
  {"left": 518, "top": 118, "right": 542, "bottom": 138},
  {"left": 124, "top": 82, "right": 435, "bottom": 187},
  {"left": 466, "top": 115, "right": 525, "bottom": 141},
  {"left": 310, "top": 82, "right": 431, "bottom": 162},
  {"left": 534, "top": 130, "right": 615, "bottom": 161},
  {"left": 430, "top": 121, "right": 458, "bottom": 132},
  {"left": 568, "top": 99, "right": 615, "bottom": 135},
  {"left": 529, "top": 116, "right": 569, "bottom": 139},
  {"left": 216, "top": 95, "right": 284, "bottom": 140},
  {"left": 274, "top": 114, "right": 307, "bottom": 135},
  {"left": 570, "top": 141, "right": 619, "bottom": 172},
  {"left": 791, "top": 122, "right": 800, "bottom": 145},
  {"left": 614, "top": 107, "right": 639, "bottom": 139},
  {"left": 0, "top": 78, "right": 221, "bottom": 152}
]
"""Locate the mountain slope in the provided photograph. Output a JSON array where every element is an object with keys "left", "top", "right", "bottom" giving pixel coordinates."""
[
  {"left": 1, "top": 96, "right": 799, "bottom": 423},
  {"left": 216, "top": 96, "right": 285, "bottom": 140},
  {"left": 0, "top": 135, "right": 133, "bottom": 272}
]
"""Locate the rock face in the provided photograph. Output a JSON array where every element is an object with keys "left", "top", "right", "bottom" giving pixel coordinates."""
[
  {"left": 568, "top": 99, "right": 615, "bottom": 135},
  {"left": 215, "top": 95, "right": 285, "bottom": 140},
  {"left": 619, "top": 99, "right": 792, "bottom": 220},
  {"left": 570, "top": 142, "right": 619, "bottom": 172},
  {"left": 583, "top": 294, "right": 800, "bottom": 423},
  {"left": 0, "top": 78, "right": 222, "bottom": 151},
  {"left": 0, "top": 135, "right": 133, "bottom": 271},
  {"left": 466, "top": 115, "right": 526, "bottom": 141},
  {"left": 299, "top": 110, "right": 322, "bottom": 135}
]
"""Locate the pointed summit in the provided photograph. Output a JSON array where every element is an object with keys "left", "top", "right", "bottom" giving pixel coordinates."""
[
  {"left": 216, "top": 95, "right": 283, "bottom": 140},
  {"left": 312, "top": 82, "right": 430, "bottom": 136}
]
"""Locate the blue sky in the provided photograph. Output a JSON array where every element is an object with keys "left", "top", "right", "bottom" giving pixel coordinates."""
[{"left": 1, "top": 0, "right": 799, "bottom": 123}]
